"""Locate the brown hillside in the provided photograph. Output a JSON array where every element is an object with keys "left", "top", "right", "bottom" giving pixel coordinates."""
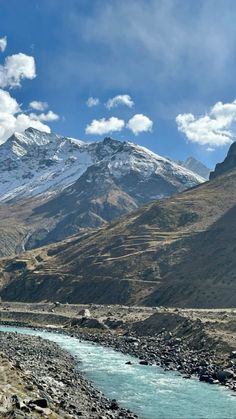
[{"left": 1, "top": 169, "right": 236, "bottom": 307}]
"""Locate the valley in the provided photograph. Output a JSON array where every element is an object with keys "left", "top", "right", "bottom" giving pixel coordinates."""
[
  {"left": 1, "top": 163, "right": 236, "bottom": 308},
  {"left": 1, "top": 302, "right": 236, "bottom": 417},
  {"left": 0, "top": 128, "right": 235, "bottom": 417},
  {"left": 2, "top": 3, "right": 236, "bottom": 417}
]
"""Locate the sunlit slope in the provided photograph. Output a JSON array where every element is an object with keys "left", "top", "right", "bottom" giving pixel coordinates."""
[{"left": 1, "top": 169, "right": 236, "bottom": 307}]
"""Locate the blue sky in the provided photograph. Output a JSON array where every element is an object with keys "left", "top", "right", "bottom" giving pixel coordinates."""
[{"left": 1, "top": 0, "right": 236, "bottom": 168}]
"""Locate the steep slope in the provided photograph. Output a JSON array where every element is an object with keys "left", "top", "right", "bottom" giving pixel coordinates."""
[
  {"left": 0, "top": 128, "right": 204, "bottom": 254},
  {"left": 179, "top": 157, "right": 210, "bottom": 179},
  {"left": 1, "top": 168, "right": 236, "bottom": 307},
  {"left": 210, "top": 141, "right": 236, "bottom": 179}
]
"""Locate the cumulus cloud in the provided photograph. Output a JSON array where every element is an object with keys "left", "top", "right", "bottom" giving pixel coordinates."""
[
  {"left": 127, "top": 113, "right": 153, "bottom": 135},
  {"left": 0, "top": 36, "right": 7, "bottom": 53},
  {"left": 0, "top": 88, "right": 52, "bottom": 144},
  {"left": 106, "top": 94, "right": 134, "bottom": 109},
  {"left": 86, "top": 96, "right": 100, "bottom": 107},
  {"left": 29, "top": 100, "right": 48, "bottom": 111},
  {"left": 29, "top": 110, "right": 59, "bottom": 122},
  {"left": 176, "top": 100, "right": 236, "bottom": 148},
  {"left": 0, "top": 42, "right": 59, "bottom": 144},
  {"left": 0, "top": 89, "right": 20, "bottom": 114},
  {"left": 86, "top": 116, "right": 125, "bottom": 135},
  {"left": 0, "top": 53, "right": 36, "bottom": 88}
]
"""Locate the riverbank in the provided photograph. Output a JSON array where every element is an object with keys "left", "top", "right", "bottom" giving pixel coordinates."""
[
  {"left": 0, "top": 330, "right": 137, "bottom": 418},
  {"left": 1, "top": 302, "right": 236, "bottom": 401}
]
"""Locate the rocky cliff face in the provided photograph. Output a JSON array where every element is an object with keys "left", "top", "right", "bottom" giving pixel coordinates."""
[{"left": 210, "top": 142, "right": 236, "bottom": 179}]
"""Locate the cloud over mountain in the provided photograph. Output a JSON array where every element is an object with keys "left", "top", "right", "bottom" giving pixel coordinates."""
[
  {"left": 0, "top": 53, "right": 36, "bottom": 89},
  {"left": 29, "top": 101, "right": 49, "bottom": 111},
  {"left": 85, "top": 116, "right": 125, "bottom": 135},
  {"left": 176, "top": 100, "right": 236, "bottom": 148},
  {"left": 127, "top": 114, "right": 153, "bottom": 135},
  {"left": 0, "top": 38, "right": 59, "bottom": 144}
]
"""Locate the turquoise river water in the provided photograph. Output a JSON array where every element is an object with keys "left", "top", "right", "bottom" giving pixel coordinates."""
[{"left": 0, "top": 325, "right": 236, "bottom": 419}]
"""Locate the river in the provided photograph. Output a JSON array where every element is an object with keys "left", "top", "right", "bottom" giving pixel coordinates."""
[{"left": 0, "top": 325, "right": 236, "bottom": 419}]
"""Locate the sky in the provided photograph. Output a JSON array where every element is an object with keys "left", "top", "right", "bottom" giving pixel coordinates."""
[{"left": 1, "top": 0, "right": 236, "bottom": 168}]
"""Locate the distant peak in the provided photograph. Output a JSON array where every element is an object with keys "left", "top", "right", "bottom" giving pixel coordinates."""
[
  {"left": 179, "top": 156, "right": 210, "bottom": 180},
  {"left": 103, "top": 137, "right": 122, "bottom": 145}
]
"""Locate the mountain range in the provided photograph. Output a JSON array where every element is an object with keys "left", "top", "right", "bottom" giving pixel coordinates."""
[
  {"left": 0, "top": 133, "right": 235, "bottom": 308},
  {"left": 0, "top": 128, "right": 204, "bottom": 256}
]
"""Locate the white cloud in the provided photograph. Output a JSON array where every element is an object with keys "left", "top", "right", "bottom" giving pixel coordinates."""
[
  {"left": 127, "top": 113, "right": 153, "bottom": 135},
  {"left": 0, "top": 53, "right": 36, "bottom": 88},
  {"left": 29, "top": 100, "right": 48, "bottom": 111},
  {"left": 106, "top": 94, "right": 134, "bottom": 109},
  {"left": 86, "top": 116, "right": 125, "bottom": 135},
  {"left": 29, "top": 110, "right": 59, "bottom": 122},
  {"left": 176, "top": 99, "right": 236, "bottom": 148},
  {"left": 0, "top": 36, "right": 7, "bottom": 53},
  {"left": 86, "top": 96, "right": 100, "bottom": 107},
  {"left": 0, "top": 88, "right": 51, "bottom": 144},
  {"left": 0, "top": 43, "right": 59, "bottom": 144},
  {"left": 0, "top": 89, "right": 20, "bottom": 114}
]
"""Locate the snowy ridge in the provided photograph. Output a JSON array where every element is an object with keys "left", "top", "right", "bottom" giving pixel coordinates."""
[{"left": 0, "top": 128, "right": 204, "bottom": 203}]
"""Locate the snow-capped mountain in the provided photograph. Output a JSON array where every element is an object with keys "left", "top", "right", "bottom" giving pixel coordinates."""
[
  {"left": 0, "top": 128, "right": 206, "bottom": 254},
  {"left": 178, "top": 157, "right": 210, "bottom": 180},
  {"left": 0, "top": 127, "right": 204, "bottom": 203}
]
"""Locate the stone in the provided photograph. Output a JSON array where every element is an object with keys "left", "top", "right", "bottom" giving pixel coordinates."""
[
  {"left": 78, "top": 308, "right": 91, "bottom": 317},
  {"left": 110, "top": 399, "right": 119, "bottom": 410},
  {"left": 199, "top": 374, "right": 211, "bottom": 382},
  {"left": 139, "top": 360, "right": 149, "bottom": 365},
  {"left": 216, "top": 369, "right": 234, "bottom": 383},
  {"left": 29, "top": 398, "right": 48, "bottom": 408}
]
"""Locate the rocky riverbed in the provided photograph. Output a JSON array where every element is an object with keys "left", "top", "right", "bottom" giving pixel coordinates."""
[
  {"left": 1, "top": 302, "right": 236, "bottom": 411},
  {"left": 0, "top": 331, "right": 137, "bottom": 418}
]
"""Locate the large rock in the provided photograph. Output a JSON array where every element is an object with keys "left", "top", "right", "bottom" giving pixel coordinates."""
[
  {"left": 216, "top": 369, "right": 234, "bottom": 383},
  {"left": 78, "top": 308, "right": 91, "bottom": 317},
  {"left": 70, "top": 317, "right": 108, "bottom": 329}
]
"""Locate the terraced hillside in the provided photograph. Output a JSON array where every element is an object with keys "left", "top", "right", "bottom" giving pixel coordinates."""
[{"left": 1, "top": 167, "right": 236, "bottom": 307}]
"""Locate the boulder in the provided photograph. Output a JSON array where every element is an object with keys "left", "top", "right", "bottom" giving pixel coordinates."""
[
  {"left": 29, "top": 398, "right": 48, "bottom": 408},
  {"left": 230, "top": 350, "right": 236, "bottom": 359},
  {"left": 70, "top": 317, "right": 108, "bottom": 329},
  {"left": 78, "top": 308, "right": 91, "bottom": 317},
  {"left": 216, "top": 369, "right": 234, "bottom": 383}
]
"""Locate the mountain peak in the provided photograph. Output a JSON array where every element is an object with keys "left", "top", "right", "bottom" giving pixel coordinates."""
[
  {"left": 6, "top": 128, "right": 60, "bottom": 149},
  {"left": 179, "top": 156, "right": 210, "bottom": 180},
  {"left": 0, "top": 129, "right": 204, "bottom": 203},
  {"left": 210, "top": 141, "right": 236, "bottom": 179}
]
